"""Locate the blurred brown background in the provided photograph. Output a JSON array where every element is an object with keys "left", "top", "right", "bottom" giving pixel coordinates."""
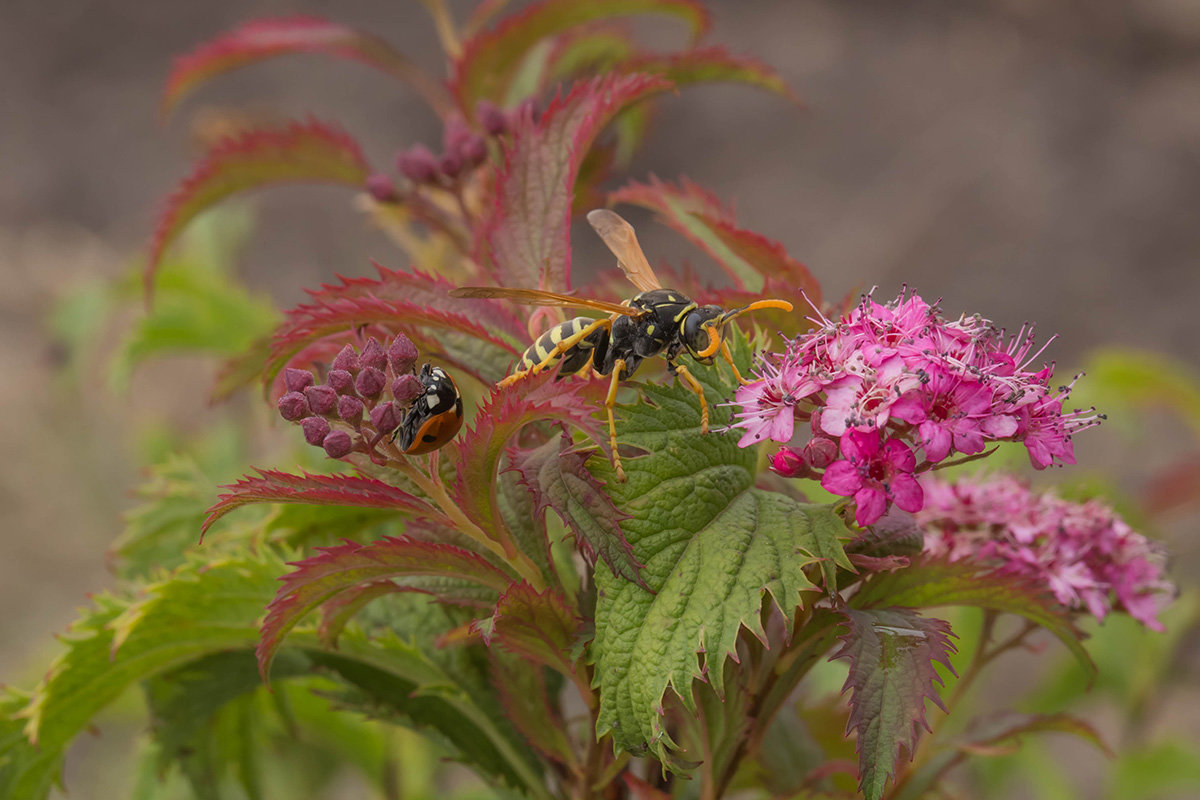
[{"left": 1, "top": 0, "right": 1198, "bottom": 728}]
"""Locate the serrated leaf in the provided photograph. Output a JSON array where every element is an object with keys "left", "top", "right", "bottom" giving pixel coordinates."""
[
  {"left": 618, "top": 46, "right": 799, "bottom": 104},
  {"left": 147, "top": 119, "right": 370, "bottom": 294},
  {"left": 609, "top": 175, "right": 821, "bottom": 301},
  {"left": 203, "top": 469, "right": 439, "bottom": 535},
  {"left": 448, "top": 375, "right": 608, "bottom": 554},
  {"left": 478, "top": 582, "right": 581, "bottom": 675},
  {"left": 851, "top": 558, "right": 1096, "bottom": 681},
  {"left": 2, "top": 555, "right": 284, "bottom": 798},
  {"left": 480, "top": 73, "right": 672, "bottom": 290},
  {"left": 831, "top": 608, "right": 957, "bottom": 800},
  {"left": 590, "top": 342, "right": 834, "bottom": 756},
  {"left": 266, "top": 291, "right": 520, "bottom": 388},
  {"left": 514, "top": 433, "right": 640, "bottom": 584},
  {"left": 258, "top": 537, "right": 517, "bottom": 678},
  {"left": 451, "top": 0, "right": 710, "bottom": 109},
  {"left": 161, "top": 16, "right": 451, "bottom": 118}
]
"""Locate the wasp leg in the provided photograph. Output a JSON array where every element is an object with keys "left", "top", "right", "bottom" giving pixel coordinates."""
[
  {"left": 498, "top": 317, "right": 613, "bottom": 388},
  {"left": 606, "top": 358, "right": 627, "bottom": 482},
  {"left": 674, "top": 362, "right": 710, "bottom": 433},
  {"left": 719, "top": 340, "right": 751, "bottom": 385}
]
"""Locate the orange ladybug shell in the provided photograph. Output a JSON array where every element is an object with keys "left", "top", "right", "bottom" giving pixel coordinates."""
[{"left": 398, "top": 365, "right": 464, "bottom": 455}]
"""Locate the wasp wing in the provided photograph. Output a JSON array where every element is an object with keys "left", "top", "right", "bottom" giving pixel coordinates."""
[
  {"left": 586, "top": 209, "right": 664, "bottom": 294},
  {"left": 449, "top": 286, "right": 641, "bottom": 316}
]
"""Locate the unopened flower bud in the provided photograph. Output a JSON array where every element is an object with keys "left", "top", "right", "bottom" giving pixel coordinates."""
[
  {"left": 443, "top": 118, "right": 473, "bottom": 152},
  {"left": 337, "top": 395, "right": 364, "bottom": 423},
  {"left": 438, "top": 151, "right": 463, "bottom": 179},
  {"left": 771, "top": 447, "right": 809, "bottom": 478},
  {"left": 370, "top": 401, "right": 401, "bottom": 434},
  {"left": 277, "top": 391, "right": 308, "bottom": 421},
  {"left": 323, "top": 430, "right": 354, "bottom": 458},
  {"left": 356, "top": 366, "right": 386, "bottom": 398},
  {"left": 458, "top": 134, "right": 486, "bottom": 167},
  {"left": 284, "top": 367, "right": 315, "bottom": 393},
  {"left": 388, "top": 334, "right": 418, "bottom": 375},
  {"left": 396, "top": 144, "right": 438, "bottom": 185},
  {"left": 327, "top": 368, "right": 355, "bottom": 394},
  {"left": 810, "top": 409, "right": 823, "bottom": 435},
  {"left": 332, "top": 344, "right": 360, "bottom": 373},
  {"left": 804, "top": 437, "right": 838, "bottom": 469},
  {"left": 360, "top": 337, "right": 387, "bottom": 370},
  {"left": 392, "top": 373, "right": 422, "bottom": 404},
  {"left": 366, "top": 172, "right": 399, "bottom": 203},
  {"left": 476, "top": 100, "right": 508, "bottom": 136},
  {"left": 301, "top": 416, "right": 331, "bottom": 446},
  {"left": 304, "top": 385, "right": 338, "bottom": 416}
]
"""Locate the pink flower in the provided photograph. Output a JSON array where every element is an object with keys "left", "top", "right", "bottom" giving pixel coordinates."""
[
  {"left": 730, "top": 289, "right": 1102, "bottom": 503},
  {"left": 918, "top": 476, "right": 1174, "bottom": 629},
  {"left": 822, "top": 431, "right": 924, "bottom": 526}
]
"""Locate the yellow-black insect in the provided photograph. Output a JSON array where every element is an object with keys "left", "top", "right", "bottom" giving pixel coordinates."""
[{"left": 450, "top": 209, "right": 792, "bottom": 480}]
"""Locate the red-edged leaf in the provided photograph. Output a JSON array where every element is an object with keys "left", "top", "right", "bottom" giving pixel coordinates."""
[
  {"left": 266, "top": 291, "right": 521, "bottom": 389},
  {"left": 147, "top": 119, "right": 369, "bottom": 294},
  {"left": 258, "top": 537, "right": 515, "bottom": 678},
  {"left": 618, "top": 46, "right": 800, "bottom": 104},
  {"left": 448, "top": 375, "right": 609, "bottom": 550},
  {"left": 514, "top": 433, "right": 639, "bottom": 584},
  {"left": 832, "top": 608, "right": 957, "bottom": 800},
  {"left": 476, "top": 581, "right": 581, "bottom": 675},
  {"left": 161, "top": 15, "right": 451, "bottom": 118},
  {"left": 609, "top": 175, "right": 822, "bottom": 302},
  {"left": 316, "top": 579, "right": 403, "bottom": 647},
  {"left": 451, "top": 0, "right": 710, "bottom": 110},
  {"left": 307, "top": 262, "right": 528, "bottom": 344},
  {"left": 851, "top": 558, "right": 1096, "bottom": 681},
  {"left": 203, "top": 469, "right": 438, "bottom": 535},
  {"left": 489, "top": 649, "right": 577, "bottom": 767},
  {"left": 479, "top": 73, "right": 673, "bottom": 290}
]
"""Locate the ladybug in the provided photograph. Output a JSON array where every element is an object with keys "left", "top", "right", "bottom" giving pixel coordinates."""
[{"left": 395, "top": 363, "right": 464, "bottom": 455}]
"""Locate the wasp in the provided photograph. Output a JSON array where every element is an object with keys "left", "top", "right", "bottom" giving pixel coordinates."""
[
  {"left": 450, "top": 210, "right": 792, "bottom": 480},
  {"left": 393, "top": 363, "right": 464, "bottom": 455}
]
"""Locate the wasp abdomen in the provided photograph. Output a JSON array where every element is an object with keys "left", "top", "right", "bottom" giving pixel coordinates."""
[{"left": 519, "top": 317, "right": 609, "bottom": 377}]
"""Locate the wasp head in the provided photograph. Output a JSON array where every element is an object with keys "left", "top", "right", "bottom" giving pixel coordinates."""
[{"left": 681, "top": 305, "right": 726, "bottom": 360}]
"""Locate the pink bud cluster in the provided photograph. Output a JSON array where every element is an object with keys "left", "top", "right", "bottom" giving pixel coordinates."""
[
  {"left": 729, "top": 290, "right": 1102, "bottom": 526},
  {"left": 367, "top": 100, "right": 526, "bottom": 201},
  {"left": 918, "top": 476, "right": 1173, "bottom": 630},
  {"left": 276, "top": 333, "right": 422, "bottom": 461}
]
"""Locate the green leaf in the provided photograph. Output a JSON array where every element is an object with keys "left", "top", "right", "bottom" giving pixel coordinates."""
[
  {"left": 618, "top": 46, "right": 800, "bottom": 104},
  {"left": 2, "top": 554, "right": 282, "bottom": 798},
  {"left": 490, "top": 651, "right": 577, "bottom": 768},
  {"left": 831, "top": 608, "right": 957, "bottom": 800},
  {"left": 851, "top": 559, "right": 1097, "bottom": 681},
  {"left": 590, "top": 340, "right": 840, "bottom": 756},
  {"left": 112, "top": 232, "right": 279, "bottom": 389}
]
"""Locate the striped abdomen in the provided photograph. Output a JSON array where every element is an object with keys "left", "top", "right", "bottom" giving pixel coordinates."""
[{"left": 519, "top": 317, "right": 608, "bottom": 377}]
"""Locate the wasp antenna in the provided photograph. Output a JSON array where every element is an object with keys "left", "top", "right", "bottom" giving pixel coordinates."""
[{"left": 721, "top": 298, "right": 794, "bottom": 323}]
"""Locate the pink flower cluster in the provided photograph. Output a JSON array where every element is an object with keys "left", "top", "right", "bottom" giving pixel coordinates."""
[
  {"left": 729, "top": 291, "right": 1101, "bottom": 526},
  {"left": 919, "top": 476, "right": 1173, "bottom": 630}
]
